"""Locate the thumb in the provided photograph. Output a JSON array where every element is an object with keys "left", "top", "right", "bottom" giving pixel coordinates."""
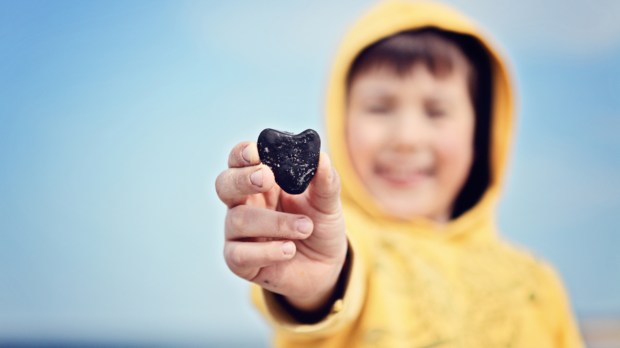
[{"left": 306, "top": 152, "right": 341, "bottom": 215}]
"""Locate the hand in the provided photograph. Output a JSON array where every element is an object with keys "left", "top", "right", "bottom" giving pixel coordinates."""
[{"left": 215, "top": 141, "right": 347, "bottom": 311}]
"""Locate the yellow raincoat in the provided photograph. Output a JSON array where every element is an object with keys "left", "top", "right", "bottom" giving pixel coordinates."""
[{"left": 252, "top": 1, "right": 584, "bottom": 347}]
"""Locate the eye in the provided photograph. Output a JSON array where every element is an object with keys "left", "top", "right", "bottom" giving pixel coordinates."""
[
  {"left": 426, "top": 107, "right": 446, "bottom": 118},
  {"left": 367, "top": 105, "right": 392, "bottom": 114},
  {"left": 424, "top": 100, "right": 449, "bottom": 118}
]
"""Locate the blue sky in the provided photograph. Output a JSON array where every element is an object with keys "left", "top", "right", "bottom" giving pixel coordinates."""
[{"left": 1, "top": 0, "right": 619, "bottom": 344}]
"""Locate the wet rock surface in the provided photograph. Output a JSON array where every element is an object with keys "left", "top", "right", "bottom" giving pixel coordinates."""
[{"left": 257, "top": 128, "right": 321, "bottom": 195}]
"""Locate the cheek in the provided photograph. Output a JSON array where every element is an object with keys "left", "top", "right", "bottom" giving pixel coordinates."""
[
  {"left": 346, "top": 117, "right": 386, "bottom": 175},
  {"left": 435, "top": 119, "right": 475, "bottom": 181}
]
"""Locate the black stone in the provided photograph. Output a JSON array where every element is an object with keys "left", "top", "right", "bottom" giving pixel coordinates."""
[{"left": 257, "top": 128, "right": 321, "bottom": 195}]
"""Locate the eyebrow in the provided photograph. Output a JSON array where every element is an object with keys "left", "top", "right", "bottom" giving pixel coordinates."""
[
  {"left": 425, "top": 95, "right": 446, "bottom": 103},
  {"left": 352, "top": 85, "right": 398, "bottom": 100},
  {"left": 424, "top": 96, "right": 454, "bottom": 109},
  {"left": 355, "top": 92, "right": 397, "bottom": 106}
]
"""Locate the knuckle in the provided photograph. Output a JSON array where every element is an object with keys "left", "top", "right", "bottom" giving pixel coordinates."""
[
  {"left": 229, "top": 141, "right": 253, "bottom": 167},
  {"left": 330, "top": 173, "right": 341, "bottom": 196},
  {"left": 232, "top": 252, "right": 246, "bottom": 268},
  {"left": 229, "top": 247, "right": 247, "bottom": 269},
  {"left": 228, "top": 143, "right": 244, "bottom": 165},
  {"left": 223, "top": 244, "right": 236, "bottom": 269},
  {"left": 276, "top": 214, "right": 290, "bottom": 236},
  {"left": 215, "top": 172, "right": 226, "bottom": 199},
  {"left": 227, "top": 207, "right": 244, "bottom": 232},
  {"left": 234, "top": 169, "right": 250, "bottom": 190},
  {"left": 265, "top": 244, "right": 278, "bottom": 262}
]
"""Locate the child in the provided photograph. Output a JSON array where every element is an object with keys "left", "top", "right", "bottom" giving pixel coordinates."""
[{"left": 215, "top": 1, "right": 584, "bottom": 347}]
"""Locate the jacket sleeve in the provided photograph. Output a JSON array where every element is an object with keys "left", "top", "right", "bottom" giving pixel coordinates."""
[
  {"left": 250, "top": 236, "right": 367, "bottom": 346},
  {"left": 540, "top": 263, "right": 585, "bottom": 348}
]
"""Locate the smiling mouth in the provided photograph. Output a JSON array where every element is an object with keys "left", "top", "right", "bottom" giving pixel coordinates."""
[{"left": 375, "top": 166, "right": 434, "bottom": 187}]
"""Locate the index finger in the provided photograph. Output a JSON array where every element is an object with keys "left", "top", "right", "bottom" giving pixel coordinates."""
[
  {"left": 215, "top": 165, "right": 275, "bottom": 208},
  {"left": 228, "top": 141, "right": 261, "bottom": 168}
]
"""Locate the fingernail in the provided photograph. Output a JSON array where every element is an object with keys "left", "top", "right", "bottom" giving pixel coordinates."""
[
  {"left": 295, "top": 218, "right": 312, "bottom": 234},
  {"left": 282, "top": 242, "right": 295, "bottom": 256},
  {"left": 241, "top": 145, "right": 252, "bottom": 163},
  {"left": 250, "top": 169, "right": 263, "bottom": 187}
]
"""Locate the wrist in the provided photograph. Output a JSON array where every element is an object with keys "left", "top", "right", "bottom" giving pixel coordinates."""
[{"left": 276, "top": 244, "right": 352, "bottom": 323}]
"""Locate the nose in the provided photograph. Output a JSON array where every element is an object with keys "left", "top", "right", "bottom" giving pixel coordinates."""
[{"left": 390, "top": 111, "right": 430, "bottom": 152}]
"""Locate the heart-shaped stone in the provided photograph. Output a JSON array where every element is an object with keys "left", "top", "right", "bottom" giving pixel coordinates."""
[{"left": 257, "top": 128, "right": 321, "bottom": 195}]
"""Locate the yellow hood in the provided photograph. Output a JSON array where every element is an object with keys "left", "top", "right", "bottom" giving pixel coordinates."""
[{"left": 325, "top": 0, "right": 515, "bottom": 239}]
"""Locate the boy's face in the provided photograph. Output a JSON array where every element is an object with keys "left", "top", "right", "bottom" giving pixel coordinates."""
[{"left": 346, "top": 63, "right": 475, "bottom": 223}]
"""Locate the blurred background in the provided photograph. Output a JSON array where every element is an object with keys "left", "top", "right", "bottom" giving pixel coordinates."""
[{"left": 1, "top": 0, "right": 618, "bottom": 346}]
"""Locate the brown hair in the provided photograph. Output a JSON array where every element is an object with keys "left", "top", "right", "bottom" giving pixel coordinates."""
[{"left": 346, "top": 28, "right": 493, "bottom": 219}]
